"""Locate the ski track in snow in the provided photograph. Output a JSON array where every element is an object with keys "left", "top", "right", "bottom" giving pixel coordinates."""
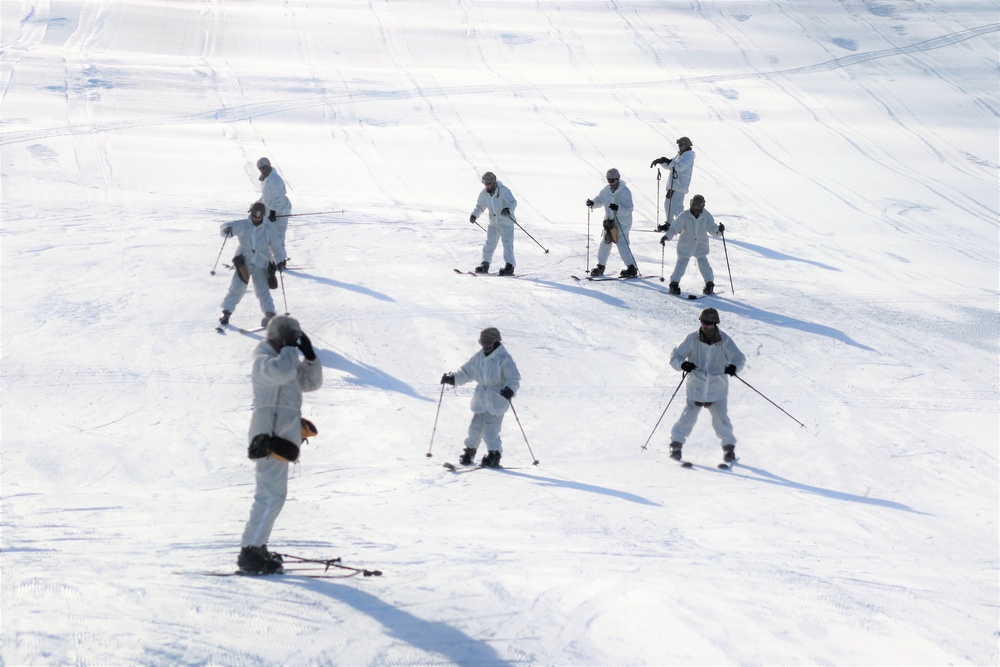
[{"left": 1, "top": 2, "right": 998, "bottom": 665}]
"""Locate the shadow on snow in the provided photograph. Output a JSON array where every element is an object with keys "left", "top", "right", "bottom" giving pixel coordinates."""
[
  {"left": 317, "top": 349, "right": 432, "bottom": 402},
  {"left": 499, "top": 469, "right": 662, "bottom": 506},
  {"left": 284, "top": 269, "right": 395, "bottom": 302},
  {"left": 723, "top": 239, "right": 842, "bottom": 272},
  {"left": 713, "top": 297, "right": 875, "bottom": 351}
]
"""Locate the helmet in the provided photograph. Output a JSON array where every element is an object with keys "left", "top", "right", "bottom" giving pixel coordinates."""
[
  {"left": 691, "top": 194, "right": 706, "bottom": 204},
  {"left": 606, "top": 168, "right": 620, "bottom": 180},
  {"left": 478, "top": 327, "right": 502, "bottom": 347},
  {"left": 266, "top": 315, "right": 301, "bottom": 348},
  {"left": 249, "top": 202, "right": 267, "bottom": 217},
  {"left": 256, "top": 157, "right": 271, "bottom": 169},
  {"left": 699, "top": 307, "right": 720, "bottom": 324},
  {"left": 676, "top": 136, "right": 692, "bottom": 148},
  {"left": 481, "top": 171, "right": 497, "bottom": 186}
]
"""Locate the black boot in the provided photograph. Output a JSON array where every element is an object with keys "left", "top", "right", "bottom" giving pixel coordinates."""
[
  {"left": 261, "top": 311, "right": 276, "bottom": 328},
  {"left": 237, "top": 546, "right": 269, "bottom": 574},
  {"left": 590, "top": 264, "right": 605, "bottom": 277},
  {"left": 668, "top": 281, "right": 681, "bottom": 295},
  {"left": 620, "top": 264, "right": 638, "bottom": 278},
  {"left": 459, "top": 447, "right": 476, "bottom": 465},
  {"left": 498, "top": 263, "right": 515, "bottom": 276},
  {"left": 722, "top": 444, "right": 736, "bottom": 464},
  {"left": 480, "top": 450, "right": 502, "bottom": 468},
  {"left": 219, "top": 310, "right": 231, "bottom": 325},
  {"left": 703, "top": 281, "right": 715, "bottom": 295},
  {"left": 474, "top": 261, "right": 490, "bottom": 274},
  {"left": 669, "top": 442, "right": 683, "bottom": 461}
]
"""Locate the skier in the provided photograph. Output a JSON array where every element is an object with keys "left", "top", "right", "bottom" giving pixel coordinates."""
[
  {"left": 238, "top": 315, "right": 323, "bottom": 575},
  {"left": 586, "top": 168, "right": 637, "bottom": 277},
  {"left": 660, "top": 194, "right": 724, "bottom": 295},
  {"left": 667, "top": 307, "right": 746, "bottom": 467},
  {"left": 469, "top": 171, "right": 518, "bottom": 276},
  {"left": 218, "top": 202, "right": 287, "bottom": 328},
  {"left": 256, "top": 157, "right": 292, "bottom": 248},
  {"left": 650, "top": 136, "right": 696, "bottom": 228},
  {"left": 440, "top": 327, "right": 521, "bottom": 468}
]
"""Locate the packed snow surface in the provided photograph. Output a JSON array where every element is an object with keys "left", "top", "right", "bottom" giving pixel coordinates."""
[{"left": 1, "top": 1, "right": 998, "bottom": 665}]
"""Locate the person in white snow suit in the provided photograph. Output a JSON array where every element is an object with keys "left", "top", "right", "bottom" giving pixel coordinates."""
[
  {"left": 667, "top": 307, "right": 745, "bottom": 466},
  {"left": 257, "top": 157, "right": 292, "bottom": 248},
  {"left": 441, "top": 327, "right": 521, "bottom": 468},
  {"left": 219, "top": 202, "right": 287, "bottom": 328},
  {"left": 650, "top": 136, "right": 696, "bottom": 227},
  {"left": 660, "top": 194, "right": 724, "bottom": 295},
  {"left": 586, "top": 168, "right": 637, "bottom": 277},
  {"left": 238, "top": 315, "right": 323, "bottom": 575},
  {"left": 469, "top": 171, "right": 518, "bottom": 276}
]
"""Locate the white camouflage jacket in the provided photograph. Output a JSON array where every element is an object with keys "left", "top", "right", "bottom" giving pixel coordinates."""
[
  {"left": 453, "top": 344, "right": 521, "bottom": 416},
  {"left": 471, "top": 182, "right": 517, "bottom": 225},
  {"left": 664, "top": 208, "right": 721, "bottom": 258},
  {"left": 248, "top": 341, "right": 323, "bottom": 446},
  {"left": 669, "top": 329, "right": 746, "bottom": 403}
]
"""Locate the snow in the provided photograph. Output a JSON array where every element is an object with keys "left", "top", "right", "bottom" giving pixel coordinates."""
[{"left": 1, "top": 1, "right": 997, "bottom": 664}]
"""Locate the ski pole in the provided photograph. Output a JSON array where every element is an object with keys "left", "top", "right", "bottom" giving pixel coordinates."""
[
  {"left": 507, "top": 399, "right": 539, "bottom": 465},
  {"left": 655, "top": 168, "right": 661, "bottom": 230},
  {"left": 210, "top": 232, "right": 231, "bottom": 275},
  {"left": 586, "top": 205, "right": 592, "bottom": 273},
  {"left": 504, "top": 213, "right": 549, "bottom": 254},
  {"left": 721, "top": 229, "right": 735, "bottom": 295},
  {"left": 641, "top": 372, "right": 688, "bottom": 451},
  {"left": 734, "top": 374, "right": 805, "bottom": 428},
  {"left": 276, "top": 210, "right": 345, "bottom": 218},
  {"left": 660, "top": 242, "right": 666, "bottom": 282},
  {"left": 426, "top": 384, "right": 445, "bottom": 458},
  {"left": 613, "top": 210, "right": 640, "bottom": 276},
  {"left": 274, "top": 553, "right": 383, "bottom": 577},
  {"left": 278, "top": 270, "right": 289, "bottom": 315},
  {"left": 471, "top": 218, "right": 488, "bottom": 233}
]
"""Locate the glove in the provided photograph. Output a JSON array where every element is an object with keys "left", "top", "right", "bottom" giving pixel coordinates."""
[
  {"left": 717, "top": 223, "right": 725, "bottom": 234},
  {"left": 500, "top": 386, "right": 514, "bottom": 400},
  {"left": 650, "top": 157, "right": 671, "bottom": 168},
  {"left": 602, "top": 219, "right": 615, "bottom": 231},
  {"left": 296, "top": 333, "right": 317, "bottom": 360},
  {"left": 223, "top": 227, "right": 232, "bottom": 236},
  {"left": 268, "top": 210, "right": 277, "bottom": 222},
  {"left": 725, "top": 364, "right": 737, "bottom": 377},
  {"left": 500, "top": 208, "right": 510, "bottom": 217},
  {"left": 276, "top": 259, "right": 287, "bottom": 272},
  {"left": 666, "top": 188, "right": 674, "bottom": 200},
  {"left": 586, "top": 199, "right": 594, "bottom": 208},
  {"left": 656, "top": 222, "right": 670, "bottom": 232},
  {"left": 469, "top": 214, "right": 477, "bottom": 224},
  {"left": 660, "top": 234, "right": 669, "bottom": 246},
  {"left": 609, "top": 203, "right": 619, "bottom": 212},
  {"left": 681, "top": 361, "right": 696, "bottom": 373},
  {"left": 440, "top": 373, "right": 455, "bottom": 385}
]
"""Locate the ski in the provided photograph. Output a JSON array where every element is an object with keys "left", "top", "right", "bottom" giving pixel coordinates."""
[
  {"left": 574, "top": 274, "right": 653, "bottom": 282},
  {"left": 443, "top": 462, "right": 520, "bottom": 472},
  {"left": 717, "top": 457, "right": 739, "bottom": 470},
  {"left": 668, "top": 290, "right": 725, "bottom": 300},
  {"left": 453, "top": 268, "right": 520, "bottom": 278},
  {"left": 194, "top": 569, "right": 372, "bottom": 580},
  {"left": 238, "top": 326, "right": 266, "bottom": 335}
]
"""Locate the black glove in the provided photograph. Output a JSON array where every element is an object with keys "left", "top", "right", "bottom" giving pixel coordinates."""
[
  {"left": 469, "top": 214, "right": 477, "bottom": 224},
  {"left": 276, "top": 259, "right": 287, "bottom": 272},
  {"left": 656, "top": 222, "right": 670, "bottom": 232},
  {"left": 586, "top": 199, "right": 594, "bottom": 208},
  {"left": 441, "top": 373, "right": 455, "bottom": 385},
  {"left": 602, "top": 219, "right": 615, "bottom": 231},
  {"left": 666, "top": 188, "right": 674, "bottom": 200},
  {"left": 266, "top": 262, "right": 278, "bottom": 290},
  {"left": 500, "top": 386, "right": 514, "bottom": 400},
  {"left": 223, "top": 227, "right": 232, "bottom": 236},
  {"left": 650, "top": 157, "right": 671, "bottom": 168},
  {"left": 725, "top": 364, "right": 737, "bottom": 376},
  {"left": 500, "top": 208, "right": 510, "bottom": 217},
  {"left": 296, "top": 333, "right": 317, "bottom": 360},
  {"left": 681, "top": 361, "right": 696, "bottom": 372},
  {"left": 268, "top": 210, "right": 277, "bottom": 222},
  {"left": 717, "top": 223, "right": 725, "bottom": 234},
  {"left": 660, "top": 234, "right": 669, "bottom": 246},
  {"left": 609, "top": 203, "right": 619, "bottom": 212}
]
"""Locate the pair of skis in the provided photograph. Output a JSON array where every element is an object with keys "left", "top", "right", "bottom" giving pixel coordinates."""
[
  {"left": 453, "top": 268, "right": 519, "bottom": 278},
  {"left": 675, "top": 457, "right": 739, "bottom": 470},
  {"left": 197, "top": 553, "right": 383, "bottom": 579},
  {"left": 215, "top": 324, "right": 265, "bottom": 335}
]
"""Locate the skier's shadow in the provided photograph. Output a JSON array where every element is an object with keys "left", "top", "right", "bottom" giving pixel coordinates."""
[
  {"left": 499, "top": 469, "right": 661, "bottom": 506},
  {"left": 521, "top": 278, "right": 629, "bottom": 308},
  {"left": 316, "top": 348, "right": 432, "bottom": 402},
  {"left": 723, "top": 464, "right": 928, "bottom": 514},
  {"left": 712, "top": 297, "right": 875, "bottom": 351},
  {"left": 284, "top": 269, "right": 395, "bottom": 302},
  {"left": 268, "top": 579, "right": 513, "bottom": 667}
]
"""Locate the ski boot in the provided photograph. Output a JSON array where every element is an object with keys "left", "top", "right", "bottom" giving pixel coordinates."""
[
  {"left": 590, "top": 264, "right": 606, "bottom": 277},
  {"left": 480, "top": 450, "right": 502, "bottom": 468},
  {"left": 261, "top": 311, "right": 276, "bottom": 328},
  {"left": 668, "top": 281, "right": 681, "bottom": 295},
  {"left": 669, "top": 442, "right": 683, "bottom": 462},
  {"left": 703, "top": 281, "right": 715, "bottom": 295},
  {"left": 459, "top": 447, "right": 476, "bottom": 465},
  {"left": 721, "top": 444, "right": 737, "bottom": 468},
  {"left": 219, "top": 310, "right": 231, "bottom": 325},
  {"left": 498, "top": 263, "right": 515, "bottom": 276},
  {"left": 620, "top": 264, "right": 638, "bottom": 278},
  {"left": 474, "top": 261, "right": 490, "bottom": 274},
  {"left": 238, "top": 545, "right": 282, "bottom": 575}
]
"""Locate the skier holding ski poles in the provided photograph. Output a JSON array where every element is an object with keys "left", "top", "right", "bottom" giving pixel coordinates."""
[
  {"left": 586, "top": 168, "right": 637, "bottom": 277},
  {"left": 650, "top": 136, "right": 696, "bottom": 228},
  {"left": 218, "top": 202, "right": 287, "bottom": 329},
  {"left": 666, "top": 307, "right": 745, "bottom": 468},
  {"left": 440, "top": 327, "right": 521, "bottom": 468},
  {"left": 256, "top": 157, "right": 292, "bottom": 247},
  {"left": 469, "top": 171, "right": 518, "bottom": 276},
  {"left": 660, "top": 194, "right": 724, "bottom": 296}
]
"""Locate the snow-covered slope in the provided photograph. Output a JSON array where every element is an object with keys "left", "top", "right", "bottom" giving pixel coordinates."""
[{"left": 2, "top": 1, "right": 997, "bottom": 664}]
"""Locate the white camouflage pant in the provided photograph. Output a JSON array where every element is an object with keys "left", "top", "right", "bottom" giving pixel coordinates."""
[
  {"left": 597, "top": 217, "right": 635, "bottom": 266},
  {"left": 221, "top": 261, "right": 276, "bottom": 315},
  {"left": 664, "top": 191, "right": 687, "bottom": 225},
  {"left": 464, "top": 411, "right": 505, "bottom": 452},
  {"left": 670, "top": 398, "right": 736, "bottom": 446},
  {"left": 669, "top": 253, "right": 715, "bottom": 285},
  {"left": 241, "top": 457, "right": 289, "bottom": 547},
  {"left": 481, "top": 217, "right": 516, "bottom": 268}
]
